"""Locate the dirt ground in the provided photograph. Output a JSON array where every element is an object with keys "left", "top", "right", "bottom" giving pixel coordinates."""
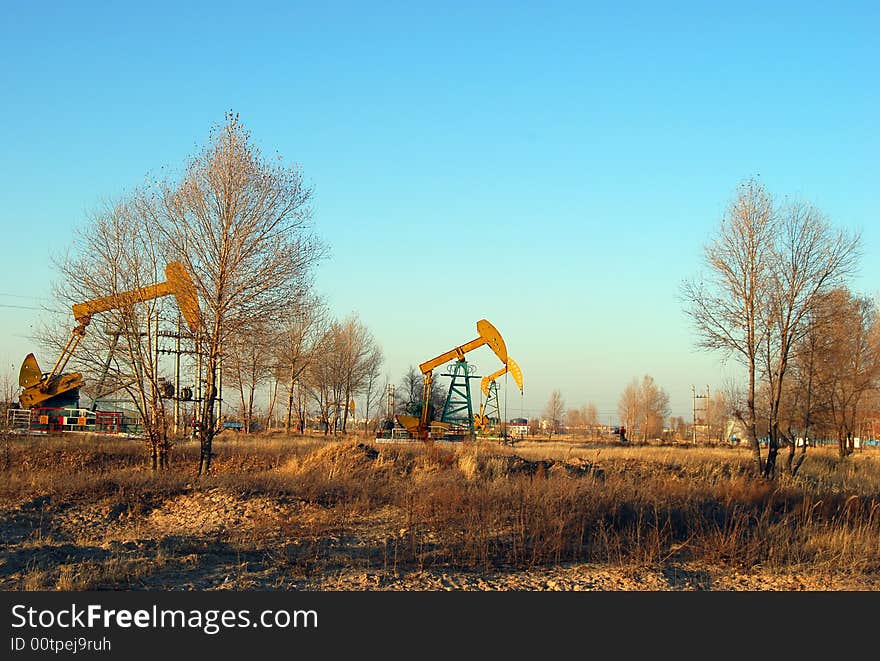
[{"left": 3, "top": 479, "right": 878, "bottom": 591}]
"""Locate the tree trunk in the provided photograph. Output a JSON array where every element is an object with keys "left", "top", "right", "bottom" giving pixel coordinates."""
[
  {"left": 341, "top": 386, "right": 351, "bottom": 434},
  {"left": 791, "top": 443, "right": 807, "bottom": 476},
  {"left": 763, "top": 424, "right": 779, "bottom": 479},
  {"left": 285, "top": 371, "right": 296, "bottom": 433},
  {"left": 266, "top": 379, "right": 278, "bottom": 431},
  {"left": 246, "top": 383, "right": 256, "bottom": 433},
  {"left": 237, "top": 383, "right": 247, "bottom": 433},
  {"left": 785, "top": 431, "right": 795, "bottom": 474},
  {"left": 792, "top": 352, "right": 815, "bottom": 477},
  {"left": 150, "top": 439, "right": 158, "bottom": 472},
  {"left": 747, "top": 355, "right": 763, "bottom": 473},
  {"left": 199, "top": 360, "right": 218, "bottom": 475}
]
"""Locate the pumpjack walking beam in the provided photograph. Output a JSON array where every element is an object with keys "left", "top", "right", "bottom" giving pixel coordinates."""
[{"left": 19, "top": 261, "right": 202, "bottom": 409}]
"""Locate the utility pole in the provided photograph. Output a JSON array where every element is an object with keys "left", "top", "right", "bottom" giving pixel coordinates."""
[
  {"left": 693, "top": 385, "right": 709, "bottom": 444},
  {"left": 386, "top": 383, "right": 395, "bottom": 421},
  {"left": 705, "top": 384, "right": 710, "bottom": 441},
  {"left": 174, "top": 313, "right": 181, "bottom": 435}
]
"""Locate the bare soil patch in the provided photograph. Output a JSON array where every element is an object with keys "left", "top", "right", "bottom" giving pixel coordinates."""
[{"left": 2, "top": 433, "right": 879, "bottom": 591}]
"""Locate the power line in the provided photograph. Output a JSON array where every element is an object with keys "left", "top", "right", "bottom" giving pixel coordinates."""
[
  {"left": 0, "top": 292, "right": 46, "bottom": 300},
  {"left": 0, "top": 303, "right": 43, "bottom": 311}
]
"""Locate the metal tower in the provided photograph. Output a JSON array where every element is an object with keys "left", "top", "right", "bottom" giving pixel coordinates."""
[
  {"left": 440, "top": 360, "right": 479, "bottom": 438},
  {"left": 482, "top": 379, "right": 501, "bottom": 426}
]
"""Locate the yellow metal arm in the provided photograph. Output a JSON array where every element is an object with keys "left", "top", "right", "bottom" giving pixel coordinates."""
[
  {"left": 480, "top": 357, "right": 523, "bottom": 397},
  {"left": 73, "top": 282, "right": 173, "bottom": 323},
  {"left": 418, "top": 319, "right": 508, "bottom": 374},
  {"left": 397, "top": 319, "right": 509, "bottom": 440},
  {"left": 480, "top": 366, "right": 507, "bottom": 397},
  {"left": 419, "top": 371, "right": 434, "bottom": 430},
  {"left": 71, "top": 262, "right": 201, "bottom": 333},
  {"left": 508, "top": 357, "right": 523, "bottom": 393},
  {"left": 19, "top": 261, "right": 202, "bottom": 409}
]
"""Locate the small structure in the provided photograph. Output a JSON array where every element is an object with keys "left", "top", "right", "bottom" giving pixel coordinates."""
[
  {"left": 508, "top": 417, "right": 529, "bottom": 438},
  {"left": 723, "top": 418, "right": 748, "bottom": 444},
  {"left": 7, "top": 406, "right": 128, "bottom": 435}
]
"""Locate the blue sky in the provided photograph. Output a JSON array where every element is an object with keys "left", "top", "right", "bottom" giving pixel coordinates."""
[{"left": 1, "top": 1, "right": 877, "bottom": 422}]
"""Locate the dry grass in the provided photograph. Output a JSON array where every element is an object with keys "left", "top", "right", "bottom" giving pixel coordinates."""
[{"left": 1, "top": 431, "right": 879, "bottom": 590}]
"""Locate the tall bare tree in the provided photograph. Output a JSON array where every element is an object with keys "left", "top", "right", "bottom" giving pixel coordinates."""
[
  {"left": 758, "top": 201, "right": 860, "bottom": 476},
  {"left": 683, "top": 178, "right": 860, "bottom": 477},
  {"left": 1, "top": 365, "right": 18, "bottom": 419},
  {"left": 290, "top": 382, "right": 312, "bottom": 434},
  {"left": 682, "top": 178, "right": 776, "bottom": 470},
  {"left": 300, "top": 315, "right": 383, "bottom": 436},
  {"left": 781, "top": 300, "right": 827, "bottom": 474},
  {"left": 52, "top": 196, "right": 184, "bottom": 469},
  {"left": 154, "top": 113, "right": 326, "bottom": 474}
]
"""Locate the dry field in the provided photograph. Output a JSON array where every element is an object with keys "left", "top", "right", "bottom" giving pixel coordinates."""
[{"left": 2, "top": 430, "right": 879, "bottom": 591}]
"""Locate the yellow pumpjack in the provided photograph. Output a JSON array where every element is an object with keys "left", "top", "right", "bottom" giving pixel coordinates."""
[
  {"left": 19, "top": 261, "right": 202, "bottom": 409},
  {"left": 396, "top": 319, "right": 508, "bottom": 440}
]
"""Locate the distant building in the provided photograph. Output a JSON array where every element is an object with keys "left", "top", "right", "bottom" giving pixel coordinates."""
[
  {"left": 508, "top": 417, "right": 528, "bottom": 437},
  {"left": 724, "top": 419, "right": 747, "bottom": 444}
]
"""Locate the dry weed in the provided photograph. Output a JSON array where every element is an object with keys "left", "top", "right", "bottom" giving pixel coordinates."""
[{"left": 3, "top": 434, "right": 880, "bottom": 589}]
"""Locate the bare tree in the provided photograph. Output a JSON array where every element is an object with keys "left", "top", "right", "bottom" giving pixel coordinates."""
[
  {"left": 707, "top": 390, "right": 728, "bottom": 442},
  {"left": 360, "top": 364, "right": 385, "bottom": 437},
  {"left": 617, "top": 378, "right": 640, "bottom": 442},
  {"left": 336, "top": 314, "right": 383, "bottom": 434},
  {"left": 224, "top": 320, "right": 273, "bottom": 432},
  {"left": 301, "top": 315, "right": 384, "bottom": 436},
  {"left": 430, "top": 380, "right": 449, "bottom": 423},
  {"left": 565, "top": 408, "right": 583, "bottom": 434},
  {"left": 154, "top": 113, "right": 327, "bottom": 474},
  {"left": 583, "top": 403, "right": 598, "bottom": 438},
  {"left": 273, "top": 295, "right": 327, "bottom": 434},
  {"left": 304, "top": 324, "right": 346, "bottom": 435},
  {"left": 397, "top": 366, "right": 423, "bottom": 416},
  {"left": 638, "top": 375, "right": 670, "bottom": 442},
  {"left": 581, "top": 402, "right": 598, "bottom": 438},
  {"left": 542, "top": 389, "right": 565, "bottom": 437},
  {"left": 808, "top": 289, "right": 880, "bottom": 457},
  {"left": 782, "top": 301, "right": 827, "bottom": 474},
  {"left": 51, "top": 196, "right": 187, "bottom": 469},
  {"left": 668, "top": 416, "right": 688, "bottom": 441},
  {"left": 396, "top": 365, "right": 447, "bottom": 424},
  {"left": 683, "top": 178, "right": 860, "bottom": 477},
  {"left": 291, "top": 382, "right": 312, "bottom": 434},
  {"left": 759, "top": 201, "right": 860, "bottom": 476},
  {"left": 682, "top": 178, "right": 776, "bottom": 470},
  {"left": 1, "top": 363, "right": 20, "bottom": 419}
]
